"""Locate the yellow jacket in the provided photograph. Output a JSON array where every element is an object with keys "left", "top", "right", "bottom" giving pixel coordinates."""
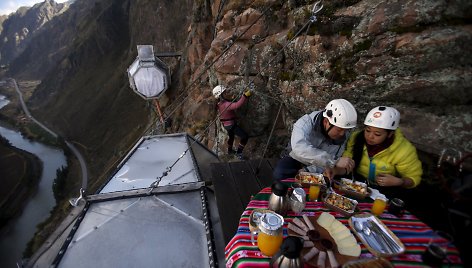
[{"left": 343, "top": 129, "right": 422, "bottom": 188}]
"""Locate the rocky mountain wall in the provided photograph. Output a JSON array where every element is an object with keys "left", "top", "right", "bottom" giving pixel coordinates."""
[
  {"left": 2, "top": 0, "right": 470, "bottom": 193},
  {"left": 0, "top": 0, "right": 69, "bottom": 66},
  {"left": 177, "top": 0, "right": 472, "bottom": 158}
]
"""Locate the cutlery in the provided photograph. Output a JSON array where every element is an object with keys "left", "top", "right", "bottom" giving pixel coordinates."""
[
  {"left": 367, "top": 220, "right": 401, "bottom": 253},
  {"left": 354, "top": 221, "right": 385, "bottom": 253}
]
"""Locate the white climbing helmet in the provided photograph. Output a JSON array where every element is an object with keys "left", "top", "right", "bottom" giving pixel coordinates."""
[
  {"left": 322, "top": 99, "right": 357, "bottom": 129},
  {"left": 212, "top": 85, "right": 227, "bottom": 98},
  {"left": 364, "top": 106, "right": 400, "bottom": 130}
]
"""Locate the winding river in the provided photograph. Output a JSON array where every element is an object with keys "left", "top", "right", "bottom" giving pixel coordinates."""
[{"left": 0, "top": 95, "right": 67, "bottom": 267}]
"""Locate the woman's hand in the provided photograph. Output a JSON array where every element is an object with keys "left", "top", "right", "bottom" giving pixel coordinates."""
[{"left": 376, "top": 173, "right": 403, "bottom": 187}]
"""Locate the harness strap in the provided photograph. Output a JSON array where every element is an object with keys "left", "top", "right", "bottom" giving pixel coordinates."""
[{"left": 220, "top": 118, "right": 236, "bottom": 122}]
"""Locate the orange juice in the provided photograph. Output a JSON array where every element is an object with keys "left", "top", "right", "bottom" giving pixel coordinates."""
[
  {"left": 257, "top": 232, "right": 283, "bottom": 256},
  {"left": 371, "top": 197, "right": 387, "bottom": 216},
  {"left": 309, "top": 185, "right": 321, "bottom": 201}
]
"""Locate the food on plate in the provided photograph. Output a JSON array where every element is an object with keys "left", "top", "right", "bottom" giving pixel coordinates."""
[
  {"left": 317, "top": 251, "right": 327, "bottom": 268},
  {"left": 332, "top": 228, "right": 352, "bottom": 241},
  {"left": 303, "top": 214, "right": 315, "bottom": 230},
  {"left": 342, "top": 179, "right": 368, "bottom": 194},
  {"left": 327, "top": 250, "right": 340, "bottom": 268},
  {"left": 316, "top": 212, "right": 362, "bottom": 257},
  {"left": 296, "top": 172, "right": 326, "bottom": 186},
  {"left": 317, "top": 212, "right": 336, "bottom": 229},
  {"left": 329, "top": 219, "right": 345, "bottom": 234},
  {"left": 303, "top": 247, "right": 320, "bottom": 262},
  {"left": 337, "top": 243, "right": 362, "bottom": 258},
  {"left": 304, "top": 241, "right": 315, "bottom": 247},
  {"left": 300, "top": 173, "right": 324, "bottom": 184},
  {"left": 288, "top": 222, "right": 305, "bottom": 236},
  {"left": 324, "top": 192, "right": 355, "bottom": 212},
  {"left": 336, "top": 235, "right": 357, "bottom": 248},
  {"left": 289, "top": 213, "right": 361, "bottom": 266},
  {"left": 293, "top": 217, "right": 309, "bottom": 232}
]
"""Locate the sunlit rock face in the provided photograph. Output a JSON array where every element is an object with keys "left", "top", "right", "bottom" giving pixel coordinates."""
[{"left": 180, "top": 0, "right": 472, "bottom": 156}]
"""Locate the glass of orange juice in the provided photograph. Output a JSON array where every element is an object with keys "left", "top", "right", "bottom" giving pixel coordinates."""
[
  {"left": 309, "top": 185, "right": 321, "bottom": 201},
  {"left": 371, "top": 196, "right": 387, "bottom": 216}
]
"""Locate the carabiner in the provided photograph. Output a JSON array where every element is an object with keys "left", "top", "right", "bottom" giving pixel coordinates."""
[
  {"left": 312, "top": 1, "right": 324, "bottom": 15},
  {"left": 310, "top": 1, "right": 324, "bottom": 22}
]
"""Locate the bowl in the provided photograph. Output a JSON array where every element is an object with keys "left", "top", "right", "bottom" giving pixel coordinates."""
[
  {"left": 295, "top": 171, "right": 327, "bottom": 188},
  {"left": 322, "top": 191, "right": 358, "bottom": 216},
  {"left": 333, "top": 178, "right": 371, "bottom": 200}
]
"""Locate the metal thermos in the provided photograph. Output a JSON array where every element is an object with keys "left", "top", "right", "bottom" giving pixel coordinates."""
[
  {"left": 270, "top": 236, "right": 304, "bottom": 268},
  {"left": 268, "top": 182, "right": 289, "bottom": 215}
]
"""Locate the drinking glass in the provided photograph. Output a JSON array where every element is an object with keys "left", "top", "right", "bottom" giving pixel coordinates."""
[
  {"left": 371, "top": 196, "right": 387, "bottom": 216},
  {"left": 421, "top": 231, "right": 453, "bottom": 267},
  {"left": 309, "top": 185, "right": 321, "bottom": 201},
  {"left": 387, "top": 198, "right": 405, "bottom": 217}
]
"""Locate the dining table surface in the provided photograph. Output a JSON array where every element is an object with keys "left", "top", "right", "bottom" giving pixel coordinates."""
[{"left": 224, "top": 179, "right": 463, "bottom": 268}]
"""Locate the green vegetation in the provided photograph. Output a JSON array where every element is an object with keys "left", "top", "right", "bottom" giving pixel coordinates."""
[
  {"left": 279, "top": 71, "right": 298, "bottom": 81},
  {"left": 53, "top": 166, "right": 69, "bottom": 202},
  {"left": 20, "top": 122, "right": 60, "bottom": 147}
]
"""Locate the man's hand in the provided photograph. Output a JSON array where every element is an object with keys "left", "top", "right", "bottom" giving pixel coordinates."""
[
  {"left": 335, "top": 157, "right": 355, "bottom": 172},
  {"left": 323, "top": 168, "right": 334, "bottom": 180}
]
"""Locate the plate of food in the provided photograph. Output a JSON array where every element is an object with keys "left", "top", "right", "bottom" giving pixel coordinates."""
[
  {"left": 334, "top": 178, "right": 371, "bottom": 200},
  {"left": 295, "top": 171, "right": 327, "bottom": 187},
  {"left": 288, "top": 212, "right": 361, "bottom": 267},
  {"left": 323, "top": 191, "right": 358, "bottom": 216},
  {"left": 348, "top": 213, "right": 405, "bottom": 257}
]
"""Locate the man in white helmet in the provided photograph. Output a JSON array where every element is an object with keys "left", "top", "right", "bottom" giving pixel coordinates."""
[{"left": 273, "top": 99, "right": 358, "bottom": 180}]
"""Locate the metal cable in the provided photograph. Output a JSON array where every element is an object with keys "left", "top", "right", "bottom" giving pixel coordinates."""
[{"left": 147, "top": 2, "right": 324, "bottom": 188}]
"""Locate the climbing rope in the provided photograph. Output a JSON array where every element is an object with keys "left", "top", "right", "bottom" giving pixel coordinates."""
[
  {"left": 253, "top": 1, "right": 322, "bottom": 174},
  {"left": 147, "top": 1, "right": 325, "bottom": 188}
]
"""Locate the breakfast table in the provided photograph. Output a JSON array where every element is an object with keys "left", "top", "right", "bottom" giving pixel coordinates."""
[{"left": 224, "top": 180, "right": 463, "bottom": 267}]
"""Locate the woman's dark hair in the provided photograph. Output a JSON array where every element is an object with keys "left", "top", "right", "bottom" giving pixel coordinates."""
[{"left": 352, "top": 130, "right": 366, "bottom": 172}]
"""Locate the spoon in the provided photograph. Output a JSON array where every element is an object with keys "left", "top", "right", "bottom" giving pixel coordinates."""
[{"left": 354, "top": 221, "right": 384, "bottom": 253}]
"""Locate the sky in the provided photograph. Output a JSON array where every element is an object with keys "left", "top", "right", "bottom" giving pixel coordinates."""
[{"left": 0, "top": 0, "right": 69, "bottom": 16}]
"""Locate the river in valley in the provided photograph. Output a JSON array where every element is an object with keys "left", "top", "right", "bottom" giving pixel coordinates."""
[{"left": 0, "top": 95, "right": 67, "bottom": 267}]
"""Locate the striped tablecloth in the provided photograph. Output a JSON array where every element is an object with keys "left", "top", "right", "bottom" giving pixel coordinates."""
[{"left": 225, "top": 182, "right": 463, "bottom": 267}]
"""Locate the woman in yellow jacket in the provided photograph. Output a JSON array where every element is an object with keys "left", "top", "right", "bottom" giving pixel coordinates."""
[{"left": 341, "top": 106, "right": 422, "bottom": 189}]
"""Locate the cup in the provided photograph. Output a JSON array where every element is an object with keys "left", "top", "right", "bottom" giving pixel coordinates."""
[
  {"left": 388, "top": 198, "right": 405, "bottom": 217},
  {"left": 309, "top": 185, "right": 321, "bottom": 201},
  {"left": 422, "top": 244, "right": 447, "bottom": 267},
  {"left": 421, "top": 231, "right": 453, "bottom": 267},
  {"left": 371, "top": 196, "right": 387, "bottom": 216}
]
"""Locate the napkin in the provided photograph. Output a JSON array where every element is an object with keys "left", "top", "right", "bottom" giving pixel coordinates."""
[{"left": 369, "top": 187, "right": 387, "bottom": 201}]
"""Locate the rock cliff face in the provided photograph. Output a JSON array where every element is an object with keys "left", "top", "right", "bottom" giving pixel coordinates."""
[
  {"left": 0, "top": 0, "right": 69, "bottom": 65},
  {"left": 179, "top": 0, "right": 472, "bottom": 158},
  {"left": 3, "top": 0, "right": 471, "bottom": 191}
]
